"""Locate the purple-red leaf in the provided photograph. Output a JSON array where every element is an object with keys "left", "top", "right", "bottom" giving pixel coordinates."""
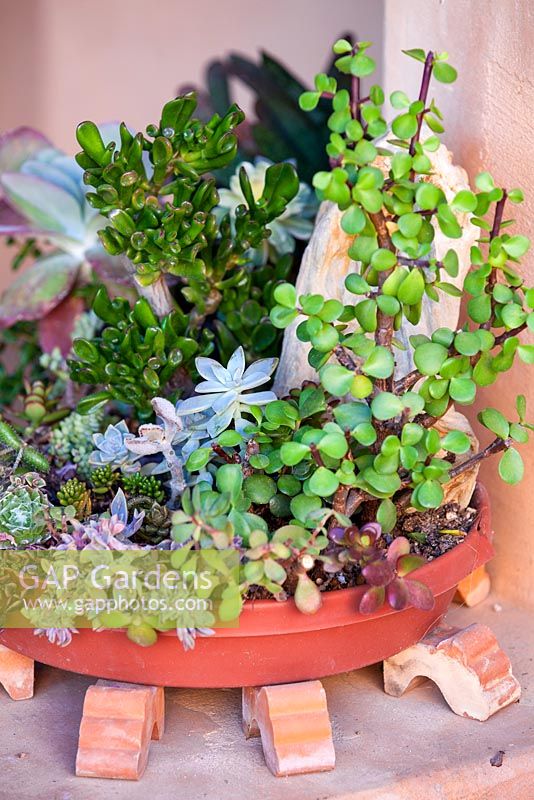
[
  {"left": 0, "top": 127, "right": 51, "bottom": 174},
  {"left": 386, "top": 578, "right": 410, "bottom": 610},
  {"left": 396, "top": 554, "right": 427, "bottom": 577},
  {"left": 38, "top": 293, "right": 85, "bottom": 355},
  {"left": 386, "top": 536, "right": 411, "bottom": 565},
  {"left": 86, "top": 249, "right": 135, "bottom": 288},
  {"left": 328, "top": 526, "right": 345, "bottom": 544},
  {"left": 359, "top": 585, "right": 385, "bottom": 614},
  {"left": 405, "top": 579, "right": 435, "bottom": 611},
  {"left": 0, "top": 252, "right": 79, "bottom": 327},
  {"left": 362, "top": 559, "right": 395, "bottom": 587},
  {"left": 360, "top": 522, "right": 382, "bottom": 543}
]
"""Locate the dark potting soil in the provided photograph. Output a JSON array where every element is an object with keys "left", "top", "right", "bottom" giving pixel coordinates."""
[{"left": 245, "top": 501, "right": 478, "bottom": 601}]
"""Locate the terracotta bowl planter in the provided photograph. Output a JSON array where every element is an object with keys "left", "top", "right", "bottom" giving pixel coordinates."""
[{"left": 0, "top": 483, "right": 493, "bottom": 688}]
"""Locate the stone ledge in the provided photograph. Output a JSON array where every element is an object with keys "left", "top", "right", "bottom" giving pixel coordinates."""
[{"left": 0, "top": 597, "right": 532, "bottom": 799}]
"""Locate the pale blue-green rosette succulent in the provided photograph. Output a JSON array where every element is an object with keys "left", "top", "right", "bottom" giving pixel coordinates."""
[{"left": 177, "top": 346, "right": 277, "bottom": 437}]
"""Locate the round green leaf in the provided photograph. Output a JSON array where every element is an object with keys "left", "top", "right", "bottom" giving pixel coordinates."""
[
  {"left": 350, "top": 375, "right": 373, "bottom": 399},
  {"left": 318, "top": 433, "right": 349, "bottom": 459},
  {"left": 397, "top": 269, "right": 425, "bottom": 305},
  {"left": 415, "top": 479, "right": 444, "bottom": 508},
  {"left": 376, "top": 498, "right": 397, "bottom": 533},
  {"left": 280, "top": 442, "right": 310, "bottom": 466},
  {"left": 370, "top": 248, "right": 397, "bottom": 271},
  {"left": 478, "top": 408, "right": 509, "bottom": 439},
  {"left": 299, "top": 91, "right": 320, "bottom": 111},
  {"left": 449, "top": 377, "right": 476, "bottom": 404},
  {"left": 371, "top": 392, "right": 404, "bottom": 420},
  {"left": 433, "top": 61, "right": 457, "bottom": 84},
  {"left": 186, "top": 447, "right": 212, "bottom": 471},
  {"left": 341, "top": 205, "right": 366, "bottom": 235},
  {"left": 392, "top": 113, "right": 418, "bottom": 139},
  {"left": 498, "top": 447, "right": 524, "bottom": 485},
  {"left": 308, "top": 467, "right": 340, "bottom": 497},
  {"left": 345, "top": 273, "right": 370, "bottom": 295},
  {"left": 273, "top": 282, "right": 297, "bottom": 308},
  {"left": 451, "top": 189, "right": 477, "bottom": 212},
  {"left": 398, "top": 213, "right": 423, "bottom": 238},
  {"left": 502, "top": 235, "right": 530, "bottom": 259},
  {"left": 414, "top": 342, "right": 448, "bottom": 376},
  {"left": 454, "top": 331, "right": 480, "bottom": 356},
  {"left": 440, "top": 430, "right": 471, "bottom": 454},
  {"left": 415, "top": 183, "right": 441, "bottom": 210},
  {"left": 311, "top": 324, "right": 339, "bottom": 352},
  {"left": 244, "top": 475, "right": 277, "bottom": 504},
  {"left": 362, "top": 346, "right": 395, "bottom": 379},
  {"left": 320, "top": 364, "right": 354, "bottom": 396}
]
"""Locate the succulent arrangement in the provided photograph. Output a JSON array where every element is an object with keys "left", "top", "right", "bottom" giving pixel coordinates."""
[{"left": 0, "top": 40, "right": 532, "bottom": 652}]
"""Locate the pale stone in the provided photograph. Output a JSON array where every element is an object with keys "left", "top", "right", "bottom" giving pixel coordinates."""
[
  {"left": 433, "top": 408, "right": 480, "bottom": 508},
  {"left": 274, "top": 143, "right": 479, "bottom": 394}
]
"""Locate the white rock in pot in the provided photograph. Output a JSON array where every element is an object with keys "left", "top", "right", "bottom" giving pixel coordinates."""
[{"left": 273, "top": 143, "right": 479, "bottom": 394}]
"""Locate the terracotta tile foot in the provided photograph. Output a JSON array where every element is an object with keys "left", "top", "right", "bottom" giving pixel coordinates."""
[
  {"left": 76, "top": 680, "right": 165, "bottom": 780},
  {"left": 0, "top": 644, "right": 34, "bottom": 700},
  {"left": 242, "top": 680, "right": 335, "bottom": 776},
  {"left": 383, "top": 623, "right": 521, "bottom": 721},
  {"left": 454, "top": 565, "right": 491, "bottom": 607}
]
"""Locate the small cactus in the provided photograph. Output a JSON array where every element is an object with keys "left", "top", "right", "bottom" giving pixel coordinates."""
[{"left": 57, "top": 478, "right": 92, "bottom": 519}]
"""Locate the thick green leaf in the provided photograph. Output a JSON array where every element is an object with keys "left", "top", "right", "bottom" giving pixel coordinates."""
[
  {"left": 371, "top": 392, "right": 404, "bottom": 420},
  {"left": 414, "top": 342, "right": 448, "bottom": 376},
  {"left": 397, "top": 269, "right": 425, "bottom": 305},
  {"left": 498, "top": 447, "right": 524, "bottom": 484},
  {"left": 308, "top": 467, "right": 339, "bottom": 497},
  {"left": 478, "top": 408, "right": 509, "bottom": 439},
  {"left": 362, "top": 346, "right": 395, "bottom": 379}
]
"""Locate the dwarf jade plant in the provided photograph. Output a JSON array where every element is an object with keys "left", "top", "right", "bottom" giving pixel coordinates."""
[{"left": 267, "top": 41, "right": 533, "bottom": 526}]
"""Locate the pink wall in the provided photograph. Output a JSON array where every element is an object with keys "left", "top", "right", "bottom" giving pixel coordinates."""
[
  {"left": 384, "top": 0, "right": 534, "bottom": 609},
  {"left": 0, "top": 0, "right": 384, "bottom": 152}
]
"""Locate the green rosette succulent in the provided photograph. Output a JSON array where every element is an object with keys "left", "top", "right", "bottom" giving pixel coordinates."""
[{"left": 0, "top": 479, "right": 48, "bottom": 546}]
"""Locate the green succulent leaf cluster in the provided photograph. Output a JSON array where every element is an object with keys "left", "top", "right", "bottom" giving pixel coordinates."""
[
  {"left": 68, "top": 287, "right": 213, "bottom": 419},
  {"left": 76, "top": 95, "right": 299, "bottom": 317}
]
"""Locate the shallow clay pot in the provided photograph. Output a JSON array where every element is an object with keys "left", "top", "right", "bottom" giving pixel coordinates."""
[{"left": 0, "top": 484, "right": 493, "bottom": 688}]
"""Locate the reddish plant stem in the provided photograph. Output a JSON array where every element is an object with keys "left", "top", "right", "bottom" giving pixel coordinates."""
[
  {"left": 211, "top": 443, "right": 240, "bottom": 464},
  {"left": 482, "top": 190, "right": 508, "bottom": 330},
  {"left": 334, "top": 345, "right": 359, "bottom": 371},
  {"left": 369, "top": 210, "right": 396, "bottom": 394},
  {"left": 448, "top": 436, "right": 510, "bottom": 478},
  {"left": 351, "top": 74, "right": 361, "bottom": 122},
  {"left": 309, "top": 443, "right": 324, "bottom": 467},
  {"left": 409, "top": 51, "right": 434, "bottom": 158}
]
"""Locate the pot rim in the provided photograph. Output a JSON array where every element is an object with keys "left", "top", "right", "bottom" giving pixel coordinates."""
[{"left": 157, "top": 481, "right": 493, "bottom": 638}]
